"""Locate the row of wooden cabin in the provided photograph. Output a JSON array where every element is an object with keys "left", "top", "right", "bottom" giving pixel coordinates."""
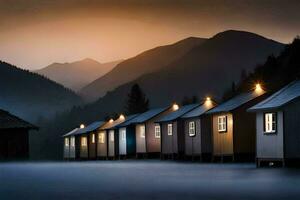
[{"left": 63, "top": 80, "right": 300, "bottom": 166}]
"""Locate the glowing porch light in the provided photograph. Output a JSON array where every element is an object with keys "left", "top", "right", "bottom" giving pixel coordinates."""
[
  {"left": 255, "top": 83, "right": 263, "bottom": 93},
  {"left": 80, "top": 124, "right": 85, "bottom": 129},
  {"left": 119, "top": 114, "right": 125, "bottom": 120},
  {"left": 172, "top": 103, "right": 179, "bottom": 111},
  {"left": 204, "top": 96, "right": 212, "bottom": 107},
  {"left": 109, "top": 119, "right": 114, "bottom": 123}
]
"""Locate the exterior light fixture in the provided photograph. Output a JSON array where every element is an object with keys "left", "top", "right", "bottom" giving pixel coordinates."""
[
  {"left": 80, "top": 124, "right": 85, "bottom": 129},
  {"left": 255, "top": 83, "right": 263, "bottom": 93},
  {"left": 172, "top": 103, "right": 179, "bottom": 111},
  {"left": 119, "top": 114, "right": 125, "bottom": 120},
  {"left": 109, "top": 119, "right": 114, "bottom": 123}
]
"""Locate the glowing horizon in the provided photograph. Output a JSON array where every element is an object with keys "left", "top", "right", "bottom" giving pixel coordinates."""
[{"left": 0, "top": 0, "right": 299, "bottom": 69}]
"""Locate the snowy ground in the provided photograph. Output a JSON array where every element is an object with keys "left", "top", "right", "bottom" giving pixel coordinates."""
[{"left": 1, "top": 160, "right": 300, "bottom": 200}]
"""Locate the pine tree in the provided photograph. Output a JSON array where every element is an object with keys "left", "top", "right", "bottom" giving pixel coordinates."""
[{"left": 125, "top": 84, "right": 149, "bottom": 114}]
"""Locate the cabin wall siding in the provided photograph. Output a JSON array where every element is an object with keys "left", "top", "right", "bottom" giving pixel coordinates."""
[
  {"left": 97, "top": 130, "right": 107, "bottom": 157},
  {"left": 256, "top": 111, "right": 284, "bottom": 159},
  {"left": 146, "top": 108, "right": 174, "bottom": 153},
  {"left": 108, "top": 130, "right": 116, "bottom": 157},
  {"left": 233, "top": 107, "right": 256, "bottom": 154},
  {"left": 212, "top": 113, "right": 233, "bottom": 155},
  {"left": 0, "top": 129, "right": 30, "bottom": 160},
  {"left": 80, "top": 135, "right": 88, "bottom": 158},
  {"left": 88, "top": 132, "right": 96, "bottom": 159},
  {"left": 119, "top": 128, "right": 127, "bottom": 155},
  {"left": 201, "top": 115, "right": 213, "bottom": 154},
  {"left": 126, "top": 126, "right": 136, "bottom": 155},
  {"left": 161, "top": 122, "right": 178, "bottom": 154},
  {"left": 184, "top": 118, "right": 201, "bottom": 155},
  {"left": 63, "top": 137, "right": 70, "bottom": 159},
  {"left": 136, "top": 124, "right": 146, "bottom": 153},
  {"left": 283, "top": 100, "right": 300, "bottom": 158},
  {"left": 69, "top": 136, "right": 76, "bottom": 158}
]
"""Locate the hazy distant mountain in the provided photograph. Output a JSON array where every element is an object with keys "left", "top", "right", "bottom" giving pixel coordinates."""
[
  {"left": 80, "top": 37, "right": 207, "bottom": 101},
  {"left": 0, "top": 61, "right": 82, "bottom": 122},
  {"left": 35, "top": 58, "right": 122, "bottom": 91}
]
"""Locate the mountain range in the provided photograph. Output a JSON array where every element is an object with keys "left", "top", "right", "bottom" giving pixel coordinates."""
[
  {"left": 80, "top": 37, "right": 207, "bottom": 101},
  {"left": 0, "top": 61, "right": 82, "bottom": 122},
  {"left": 35, "top": 58, "right": 122, "bottom": 91}
]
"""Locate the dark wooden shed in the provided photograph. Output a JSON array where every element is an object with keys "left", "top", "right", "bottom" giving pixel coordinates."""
[
  {"left": 0, "top": 109, "right": 37, "bottom": 160},
  {"left": 207, "top": 88, "right": 266, "bottom": 162},
  {"left": 181, "top": 99, "right": 216, "bottom": 161},
  {"left": 156, "top": 104, "right": 200, "bottom": 159},
  {"left": 249, "top": 80, "right": 300, "bottom": 167}
]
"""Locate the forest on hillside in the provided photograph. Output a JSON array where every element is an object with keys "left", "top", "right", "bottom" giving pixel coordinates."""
[{"left": 0, "top": 61, "right": 82, "bottom": 122}]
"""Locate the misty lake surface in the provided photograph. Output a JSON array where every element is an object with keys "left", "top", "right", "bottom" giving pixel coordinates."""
[{"left": 1, "top": 160, "right": 300, "bottom": 200}]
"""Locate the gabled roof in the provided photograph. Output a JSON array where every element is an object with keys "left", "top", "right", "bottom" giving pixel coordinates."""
[
  {"left": 156, "top": 104, "right": 200, "bottom": 123},
  {"left": 101, "top": 114, "right": 139, "bottom": 130},
  {"left": 62, "top": 121, "right": 106, "bottom": 137},
  {"left": 181, "top": 102, "right": 216, "bottom": 119},
  {"left": 62, "top": 128, "right": 79, "bottom": 137},
  {"left": 249, "top": 80, "right": 300, "bottom": 111},
  {"left": 0, "top": 109, "right": 37, "bottom": 130},
  {"left": 206, "top": 90, "right": 265, "bottom": 114},
  {"left": 118, "top": 107, "right": 169, "bottom": 127}
]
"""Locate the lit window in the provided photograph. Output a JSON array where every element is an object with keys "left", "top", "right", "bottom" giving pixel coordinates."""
[
  {"left": 140, "top": 125, "right": 145, "bottom": 138},
  {"left": 92, "top": 134, "right": 95, "bottom": 143},
  {"left": 155, "top": 125, "right": 161, "bottom": 138},
  {"left": 189, "top": 121, "right": 196, "bottom": 137},
  {"left": 98, "top": 133, "right": 105, "bottom": 144},
  {"left": 167, "top": 124, "right": 173, "bottom": 136},
  {"left": 121, "top": 129, "right": 126, "bottom": 140},
  {"left": 64, "top": 138, "right": 69, "bottom": 147},
  {"left": 70, "top": 136, "right": 75, "bottom": 147},
  {"left": 109, "top": 131, "right": 114, "bottom": 142},
  {"left": 218, "top": 116, "right": 227, "bottom": 132},
  {"left": 264, "top": 113, "right": 277, "bottom": 133},
  {"left": 81, "top": 137, "right": 87, "bottom": 146}
]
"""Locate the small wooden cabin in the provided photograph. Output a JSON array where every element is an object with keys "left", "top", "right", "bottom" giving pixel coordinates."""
[
  {"left": 63, "top": 128, "right": 79, "bottom": 160},
  {"left": 249, "top": 80, "right": 300, "bottom": 167},
  {"left": 99, "top": 115, "right": 127, "bottom": 159},
  {"left": 206, "top": 88, "right": 266, "bottom": 161},
  {"left": 63, "top": 125, "right": 90, "bottom": 160},
  {"left": 116, "top": 114, "right": 141, "bottom": 158},
  {"left": 181, "top": 99, "right": 216, "bottom": 160},
  {"left": 0, "top": 109, "right": 37, "bottom": 160},
  {"left": 157, "top": 104, "right": 200, "bottom": 159}
]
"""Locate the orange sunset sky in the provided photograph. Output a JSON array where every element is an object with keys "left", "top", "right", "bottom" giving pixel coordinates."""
[{"left": 0, "top": 0, "right": 299, "bottom": 69}]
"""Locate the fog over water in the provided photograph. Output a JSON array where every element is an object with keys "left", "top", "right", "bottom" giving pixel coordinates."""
[{"left": 1, "top": 160, "right": 300, "bottom": 200}]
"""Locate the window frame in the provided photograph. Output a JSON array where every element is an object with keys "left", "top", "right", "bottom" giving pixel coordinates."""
[
  {"left": 217, "top": 115, "right": 227, "bottom": 133},
  {"left": 70, "top": 136, "right": 75, "bottom": 147},
  {"left": 167, "top": 123, "right": 173, "bottom": 136},
  {"left": 263, "top": 112, "right": 277, "bottom": 134},
  {"left": 109, "top": 130, "right": 114, "bottom": 142},
  {"left": 91, "top": 133, "right": 95, "bottom": 143},
  {"left": 64, "top": 137, "right": 69, "bottom": 147},
  {"left": 81, "top": 137, "right": 87, "bottom": 147},
  {"left": 154, "top": 125, "right": 161, "bottom": 139},
  {"left": 140, "top": 125, "right": 146, "bottom": 138},
  {"left": 189, "top": 121, "right": 196, "bottom": 137},
  {"left": 98, "top": 132, "right": 105, "bottom": 144},
  {"left": 120, "top": 129, "right": 126, "bottom": 140}
]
